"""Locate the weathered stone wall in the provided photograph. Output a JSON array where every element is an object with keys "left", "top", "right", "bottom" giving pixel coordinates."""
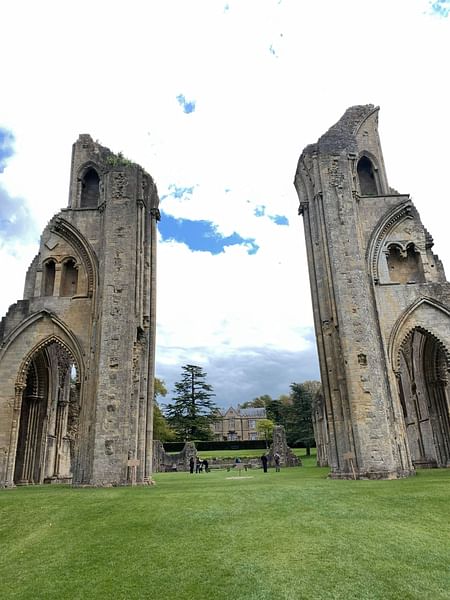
[
  {"left": 152, "top": 441, "right": 196, "bottom": 472},
  {"left": 269, "top": 425, "right": 301, "bottom": 467},
  {"left": 295, "top": 106, "right": 450, "bottom": 478},
  {"left": 0, "top": 135, "right": 159, "bottom": 487}
]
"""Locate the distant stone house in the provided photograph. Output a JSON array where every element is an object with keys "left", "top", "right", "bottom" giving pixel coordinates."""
[{"left": 212, "top": 406, "right": 267, "bottom": 441}]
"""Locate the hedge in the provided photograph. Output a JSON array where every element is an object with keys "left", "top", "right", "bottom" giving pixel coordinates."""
[{"left": 162, "top": 440, "right": 270, "bottom": 453}]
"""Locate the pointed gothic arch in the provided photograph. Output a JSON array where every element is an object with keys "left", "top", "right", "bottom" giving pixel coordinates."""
[
  {"left": 395, "top": 326, "right": 450, "bottom": 468},
  {"left": 366, "top": 200, "right": 415, "bottom": 283},
  {"left": 388, "top": 297, "right": 450, "bottom": 369},
  {"left": 13, "top": 335, "right": 82, "bottom": 484},
  {"left": 50, "top": 217, "right": 98, "bottom": 298}
]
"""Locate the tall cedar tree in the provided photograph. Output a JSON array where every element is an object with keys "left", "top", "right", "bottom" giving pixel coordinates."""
[
  {"left": 288, "top": 382, "right": 318, "bottom": 454},
  {"left": 164, "top": 364, "right": 218, "bottom": 441}
]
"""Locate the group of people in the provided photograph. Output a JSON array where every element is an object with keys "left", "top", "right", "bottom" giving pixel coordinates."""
[
  {"left": 260, "top": 452, "right": 281, "bottom": 473},
  {"left": 189, "top": 457, "right": 209, "bottom": 474},
  {"left": 186, "top": 453, "right": 281, "bottom": 474}
]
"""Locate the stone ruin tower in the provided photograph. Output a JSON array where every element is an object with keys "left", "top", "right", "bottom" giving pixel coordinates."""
[
  {"left": 0, "top": 135, "right": 160, "bottom": 486},
  {"left": 294, "top": 105, "right": 450, "bottom": 479}
]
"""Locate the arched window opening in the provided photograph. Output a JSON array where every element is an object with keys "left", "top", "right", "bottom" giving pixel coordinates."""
[
  {"left": 386, "top": 243, "right": 425, "bottom": 284},
  {"left": 42, "top": 260, "right": 56, "bottom": 296},
  {"left": 397, "top": 329, "right": 450, "bottom": 468},
  {"left": 80, "top": 168, "right": 100, "bottom": 208},
  {"left": 60, "top": 259, "right": 78, "bottom": 297},
  {"left": 14, "top": 341, "right": 81, "bottom": 485},
  {"left": 357, "top": 156, "right": 378, "bottom": 196}
]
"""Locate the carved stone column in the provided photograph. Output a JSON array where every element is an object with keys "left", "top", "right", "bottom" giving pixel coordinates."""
[
  {"left": 5, "top": 384, "right": 25, "bottom": 487},
  {"left": 54, "top": 400, "right": 69, "bottom": 478}
]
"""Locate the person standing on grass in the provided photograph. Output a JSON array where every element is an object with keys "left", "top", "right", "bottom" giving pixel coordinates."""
[
  {"left": 189, "top": 456, "right": 195, "bottom": 474},
  {"left": 203, "top": 458, "right": 209, "bottom": 473},
  {"left": 260, "top": 453, "right": 268, "bottom": 473},
  {"left": 274, "top": 452, "right": 281, "bottom": 472}
]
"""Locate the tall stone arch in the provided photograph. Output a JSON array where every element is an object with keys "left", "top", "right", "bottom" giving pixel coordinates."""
[
  {"left": 0, "top": 134, "right": 160, "bottom": 487},
  {"left": 295, "top": 105, "right": 450, "bottom": 478},
  {"left": 394, "top": 325, "right": 450, "bottom": 468},
  {"left": 0, "top": 310, "right": 85, "bottom": 487},
  {"left": 12, "top": 335, "right": 82, "bottom": 485}
]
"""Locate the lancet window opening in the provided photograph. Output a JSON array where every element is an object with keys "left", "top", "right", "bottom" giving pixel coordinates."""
[
  {"left": 80, "top": 168, "right": 100, "bottom": 208},
  {"left": 42, "top": 259, "right": 56, "bottom": 296},
  {"left": 357, "top": 156, "right": 378, "bottom": 196},
  {"left": 60, "top": 259, "right": 78, "bottom": 296}
]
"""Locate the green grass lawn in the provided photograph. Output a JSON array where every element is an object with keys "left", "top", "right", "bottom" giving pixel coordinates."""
[{"left": 1, "top": 462, "right": 449, "bottom": 600}]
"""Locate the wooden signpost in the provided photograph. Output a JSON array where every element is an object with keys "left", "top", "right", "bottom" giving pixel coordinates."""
[
  {"left": 127, "top": 458, "right": 140, "bottom": 486},
  {"left": 343, "top": 452, "right": 356, "bottom": 480}
]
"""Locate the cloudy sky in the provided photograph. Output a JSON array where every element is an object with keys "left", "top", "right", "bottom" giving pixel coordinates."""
[{"left": 1, "top": 0, "right": 449, "bottom": 409}]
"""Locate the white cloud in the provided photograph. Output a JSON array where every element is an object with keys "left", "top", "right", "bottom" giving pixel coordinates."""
[{"left": 1, "top": 0, "right": 449, "bottom": 406}]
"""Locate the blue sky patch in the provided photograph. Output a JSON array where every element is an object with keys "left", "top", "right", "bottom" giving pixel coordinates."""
[
  {"left": 0, "top": 127, "right": 15, "bottom": 173},
  {"left": 161, "top": 184, "right": 194, "bottom": 201},
  {"left": 159, "top": 212, "right": 259, "bottom": 255},
  {"left": 0, "top": 127, "right": 37, "bottom": 244},
  {"left": 254, "top": 205, "right": 288, "bottom": 225},
  {"left": 176, "top": 94, "right": 196, "bottom": 114},
  {"left": 269, "top": 214, "right": 289, "bottom": 225},
  {"left": 429, "top": 1, "right": 449, "bottom": 16}
]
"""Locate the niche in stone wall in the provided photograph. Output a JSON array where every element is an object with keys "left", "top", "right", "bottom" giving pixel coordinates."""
[
  {"left": 60, "top": 259, "right": 78, "bottom": 296},
  {"left": 80, "top": 168, "right": 100, "bottom": 208},
  {"left": 357, "top": 156, "right": 378, "bottom": 196},
  {"left": 386, "top": 243, "right": 425, "bottom": 284},
  {"left": 42, "top": 260, "right": 56, "bottom": 296}
]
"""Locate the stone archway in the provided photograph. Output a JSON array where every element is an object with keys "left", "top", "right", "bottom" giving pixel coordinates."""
[
  {"left": 396, "top": 327, "right": 450, "bottom": 468},
  {"left": 13, "top": 339, "right": 81, "bottom": 485}
]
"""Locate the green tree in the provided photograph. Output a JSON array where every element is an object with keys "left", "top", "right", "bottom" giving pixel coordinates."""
[
  {"left": 265, "top": 397, "right": 286, "bottom": 425},
  {"left": 153, "top": 378, "right": 176, "bottom": 441},
  {"left": 154, "top": 377, "right": 167, "bottom": 398},
  {"left": 164, "top": 365, "right": 218, "bottom": 441},
  {"left": 240, "top": 395, "right": 272, "bottom": 409},
  {"left": 287, "top": 381, "right": 320, "bottom": 454},
  {"left": 256, "top": 418, "right": 274, "bottom": 448}
]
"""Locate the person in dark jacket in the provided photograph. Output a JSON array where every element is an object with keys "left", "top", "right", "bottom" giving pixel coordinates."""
[{"left": 260, "top": 454, "right": 268, "bottom": 473}]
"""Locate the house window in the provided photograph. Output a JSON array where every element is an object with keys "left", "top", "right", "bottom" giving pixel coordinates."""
[{"left": 249, "top": 419, "right": 256, "bottom": 429}]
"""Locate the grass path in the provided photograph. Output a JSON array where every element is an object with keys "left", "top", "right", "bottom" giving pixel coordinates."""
[{"left": 1, "top": 461, "right": 449, "bottom": 599}]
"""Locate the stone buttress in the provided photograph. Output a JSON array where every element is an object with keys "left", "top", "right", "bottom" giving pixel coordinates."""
[
  {"left": 295, "top": 106, "right": 450, "bottom": 478},
  {"left": 0, "top": 135, "right": 159, "bottom": 486}
]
